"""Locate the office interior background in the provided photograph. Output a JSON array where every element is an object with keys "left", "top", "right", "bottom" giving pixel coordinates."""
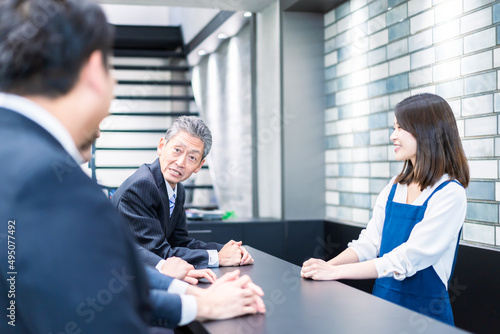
[{"left": 90, "top": 0, "right": 500, "bottom": 332}]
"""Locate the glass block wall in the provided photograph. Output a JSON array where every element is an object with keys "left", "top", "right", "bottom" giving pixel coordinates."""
[{"left": 324, "top": 0, "right": 500, "bottom": 249}]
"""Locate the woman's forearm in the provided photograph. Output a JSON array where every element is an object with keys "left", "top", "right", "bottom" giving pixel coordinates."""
[
  {"left": 334, "top": 259, "right": 379, "bottom": 280},
  {"left": 327, "top": 248, "right": 360, "bottom": 266}
]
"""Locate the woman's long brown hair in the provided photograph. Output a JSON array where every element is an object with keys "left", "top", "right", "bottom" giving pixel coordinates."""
[{"left": 394, "top": 93, "right": 469, "bottom": 190}]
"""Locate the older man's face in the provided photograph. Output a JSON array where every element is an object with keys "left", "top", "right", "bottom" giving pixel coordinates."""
[{"left": 157, "top": 131, "right": 205, "bottom": 189}]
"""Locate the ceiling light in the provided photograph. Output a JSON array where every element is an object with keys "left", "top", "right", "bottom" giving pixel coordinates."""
[
  {"left": 217, "top": 33, "right": 228, "bottom": 40},
  {"left": 243, "top": 12, "right": 252, "bottom": 17},
  {"left": 198, "top": 50, "right": 207, "bottom": 56}
]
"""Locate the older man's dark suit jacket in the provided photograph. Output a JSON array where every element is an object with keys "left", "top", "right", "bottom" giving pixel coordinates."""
[
  {"left": 112, "top": 158, "right": 223, "bottom": 268},
  {"left": 0, "top": 108, "right": 181, "bottom": 332}
]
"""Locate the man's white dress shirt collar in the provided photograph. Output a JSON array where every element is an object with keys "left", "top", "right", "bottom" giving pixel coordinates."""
[{"left": 165, "top": 179, "right": 178, "bottom": 201}]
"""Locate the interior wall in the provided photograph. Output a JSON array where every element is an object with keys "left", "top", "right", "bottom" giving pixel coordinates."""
[
  {"left": 282, "top": 12, "right": 326, "bottom": 220},
  {"left": 256, "top": 1, "right": 283, "bottom": 219},
  {"left": 324, "top": 0, "right": 500, "bottom": 250},
  {"left": 191, "top": 24, "right": 253, "bottom": 217},
  {"left": 168, "top": 7, "right": 220, "bottom": 43}
]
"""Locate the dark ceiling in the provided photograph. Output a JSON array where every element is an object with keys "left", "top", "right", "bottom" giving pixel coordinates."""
[{"left": 286, "top": 0, "right": 347, "bottom": 13}]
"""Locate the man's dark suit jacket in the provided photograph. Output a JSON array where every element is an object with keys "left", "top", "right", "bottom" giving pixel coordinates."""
[
  {"left": 112, "top": 158, "right": 223, "bottom": 268},
  {"left": 0, "top": 108, "right": 181, "bottom": 332}
]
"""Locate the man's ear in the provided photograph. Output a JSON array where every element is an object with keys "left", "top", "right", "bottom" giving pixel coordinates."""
[
  {"left": 157, "top": 137, "right": 166, "bottom": 156},
  {"left": 82, "top": 50, "right": 106, "bottom": 94},
  {"left": 193, "top": 159, "right": 205, "bottom": 174}
]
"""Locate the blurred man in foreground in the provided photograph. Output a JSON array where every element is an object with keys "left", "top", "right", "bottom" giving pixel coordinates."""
[{"left": 0, "top": 1, "right": 264, "bottom": 332}]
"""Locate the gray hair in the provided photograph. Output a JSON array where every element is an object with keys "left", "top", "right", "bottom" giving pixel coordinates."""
[{"left": 165, "top": 116, "right": 212, "bottom": 159}]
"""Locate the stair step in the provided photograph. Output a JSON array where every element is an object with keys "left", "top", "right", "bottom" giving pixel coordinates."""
[
  {"left": 113, "top": 65, "right": 191, "bottom": 71},
  {"left": 183, "top": 185, "right": 214, "bottom": 189},
  {"left": 100, "top": 129, "right": 167, "bottom": 133},
  {"left": 114, "top": 49, "right": 186, "bottom": 58},
  {"left": 114, "top": 96, "right": 195, "bottom": 101},
  {"left": 100, "top": 185, "right": 213, "bottom": 191},
  {"left": 95, "top": 147, "right": 157, "bottom": 151},
  {"left": 117, "top": 80, "right": 191, "bottom": 86},
  {"left": 94, "top": 165, "right": 209, "bottom": 170},
  {"left": 110, "top": 112, "right": 199, "bottom": 117},
  {"left": 184, "top": 205, "right": 219, "bottom": 210},
  {"left": 94, "top": 166, "right": 139, "bottom": 170}
]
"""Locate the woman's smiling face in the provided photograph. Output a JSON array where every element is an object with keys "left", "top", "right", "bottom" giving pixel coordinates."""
[{"left": 390, "top": 117, "right": 417, "bottom": 165}]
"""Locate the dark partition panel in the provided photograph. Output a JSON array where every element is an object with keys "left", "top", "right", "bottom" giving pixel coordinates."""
[
  {"left": 187, "top": 219, "right": 324, "bottom": 265},
  {"left": 452, "top": 244, "right": 500, "bottom": 333},
  {"left": 187, "top": 220, "right": 283, "bottom": 258},
  {"left": 285, "top": 220, "right": 324, "bottom": 266}
]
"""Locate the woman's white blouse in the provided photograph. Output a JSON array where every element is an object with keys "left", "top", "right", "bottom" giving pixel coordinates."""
[{"left": 348, "top": 174, "right": 467, "bottom": 289}]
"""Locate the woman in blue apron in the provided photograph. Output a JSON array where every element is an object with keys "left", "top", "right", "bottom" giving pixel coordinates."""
[{"left": 301, "top": 93, "right": 469, "bottom": 326}]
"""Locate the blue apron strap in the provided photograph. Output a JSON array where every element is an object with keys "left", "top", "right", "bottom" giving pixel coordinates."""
[
  {"left": 448, "top": 228, "right": 462, "bottom": 286},
  {"left": 422, "top": 180, "right": 451, "bottom": 206},
  {"left": 387, "top": 182, "right": 398, "bottom": 202},
  {"left": 418, "top": 179, "right": 463, "bottom": 286},
  {"left": 416, "top": 180, "right": 463, "bottom": 286},
  {"left": 422, "top": 179, "right": 463, "bottom": 206}
]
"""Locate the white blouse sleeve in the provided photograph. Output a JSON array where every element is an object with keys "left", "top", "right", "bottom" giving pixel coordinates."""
[
  {"left": 373, "top": 181, "right": 466, "bottom": 280},
  {"left": 348, "top": 177, "right": 395, "bottom": 262}
]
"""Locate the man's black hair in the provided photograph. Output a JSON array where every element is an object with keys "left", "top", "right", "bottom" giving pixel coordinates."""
[{"left": 0, "top": 0, "right": 114, "bottom": 97}]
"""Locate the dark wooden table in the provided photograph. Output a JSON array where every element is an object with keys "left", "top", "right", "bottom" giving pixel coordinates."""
[{"left": 180, "top": 246, "right": 469, "bottom": 334}]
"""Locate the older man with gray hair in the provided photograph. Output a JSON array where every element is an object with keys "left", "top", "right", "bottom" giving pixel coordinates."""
[{"left": 112, "top": 116, "right": 254, "bottom": 271}]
